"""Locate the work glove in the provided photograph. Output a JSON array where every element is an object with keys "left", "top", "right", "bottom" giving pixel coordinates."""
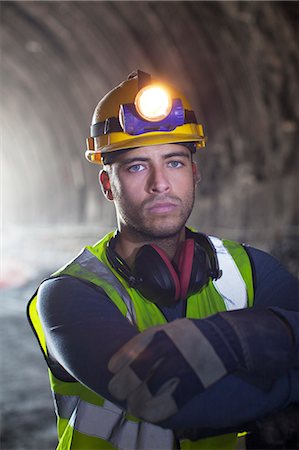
[
  {"left": 108, "top": 308, "right": 297, "bottom": 423},
  {"left": 108, "top": 319, "right": 233, "bottom": 422}
]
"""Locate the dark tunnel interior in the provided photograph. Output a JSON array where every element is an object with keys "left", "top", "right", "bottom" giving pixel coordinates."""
[
  {"left": 2, "top": 2, "right": 298, "bottom": 236},
  {"left": 1, "top": 2, "right": 298, "bottom": 448}
]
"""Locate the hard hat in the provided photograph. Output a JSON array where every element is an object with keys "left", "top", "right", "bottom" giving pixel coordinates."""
[{"left": 86, "top": 70, "right": 207, "bottom": 164}]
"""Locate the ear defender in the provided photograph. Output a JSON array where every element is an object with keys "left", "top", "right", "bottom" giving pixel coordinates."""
[
  {"left": 175, "top": 239, "right": 210, "bottom": 300},
  {"left": 134, "top": 245, "right": 181, "bottom": 307},
  {"left": 134, "top": 240, "right": 210, "bottom": 307},
  {"left": 106, "top": 232, "right": 219, "bottom": 308}
]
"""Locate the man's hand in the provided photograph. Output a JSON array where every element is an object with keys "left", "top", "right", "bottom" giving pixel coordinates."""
[
  {"left": 108, "top": 319, "right": 238, "bottom": 422},
  {"left": 108, "top": 309, "right": 297, "bottom": 423}
]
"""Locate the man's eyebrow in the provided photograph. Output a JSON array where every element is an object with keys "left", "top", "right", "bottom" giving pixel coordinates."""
[
  {"left": 118, "top": 156, "right": 150, "bottom": 165},
  {"left": 163, "top": 152, "right": 191, "bottom": 159}
]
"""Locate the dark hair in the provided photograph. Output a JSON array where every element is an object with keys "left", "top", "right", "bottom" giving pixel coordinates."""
[{"left": 102, "top": 148, "right": 133, "bottom": 165}]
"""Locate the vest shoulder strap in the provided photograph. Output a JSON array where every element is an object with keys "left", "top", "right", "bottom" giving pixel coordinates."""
[
  {"left": 209, "top": 236, "right": 250, "bottom": 310},
  {"left": 56, "top": 247, "right": 137, "bottom": 325}
]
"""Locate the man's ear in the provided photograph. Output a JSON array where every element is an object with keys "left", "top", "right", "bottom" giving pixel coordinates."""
[
  {"left": 99, "top": 170, "right": 114, "bottom": 201},
  {"left": 192, "top": 162, "right": 201, "bottom": 185}
]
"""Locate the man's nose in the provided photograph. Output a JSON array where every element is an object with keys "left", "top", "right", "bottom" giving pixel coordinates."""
[{"left": 147, "top": 166, "right": 170, "bottom": 194}]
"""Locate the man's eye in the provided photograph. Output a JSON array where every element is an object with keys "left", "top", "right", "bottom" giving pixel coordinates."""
[
  {"left": 128, "top": 164, "right": 145, "bottom": 173},
  {"left": 168, "top": 160, "right": 183, "bottom": 168}
]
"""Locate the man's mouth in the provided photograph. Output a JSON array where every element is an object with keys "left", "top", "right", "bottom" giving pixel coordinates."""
[{"left": 146, "top": 201, "right": 179, "bottom": 214}]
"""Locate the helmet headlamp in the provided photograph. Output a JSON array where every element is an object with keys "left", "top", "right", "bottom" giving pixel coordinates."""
[
  {"left": 119, "top": 85, "right": 185, "bottom": 136},
  {"left": 134, "top": 85, "right": 172, "bottom": 122}
]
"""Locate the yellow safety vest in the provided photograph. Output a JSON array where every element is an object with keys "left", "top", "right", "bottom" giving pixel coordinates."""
[{"left": 27, "top": 231, "right": 254, "bottom": 450}]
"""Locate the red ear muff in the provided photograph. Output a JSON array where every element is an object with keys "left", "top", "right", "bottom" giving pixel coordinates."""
[
  {"left": 150, "top": 245, "right": 181, "bottom": 302},
  {"left": 134, "top": 245, "right": 180, "bottom": 307},
  {"left": 175, "top": 239, "right": 195, "bottom": 300},
  {"left": 134, "top": 241, "right": 210, "bottom": 306},
  {"left": 106, "top": 232, "right": 216, "bottom": 308},
  {"left": 174, "top": 239, "right": 210, "bottom": 300}
]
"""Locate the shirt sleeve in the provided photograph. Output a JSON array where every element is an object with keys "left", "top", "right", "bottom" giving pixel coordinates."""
[
  {"left": 37, "top": 275, "right": 139, "bottom": 406},
  {"left": 162, "top": 370, "right": 299, "bottom": 435},
  {"left": 245, "top": 246, "right": 299, "bottom": 310}
]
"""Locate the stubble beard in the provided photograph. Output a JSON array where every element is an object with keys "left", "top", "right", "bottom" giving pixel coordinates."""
[{"left": 116, "top": 193, "right": 195, "bottom": 242}]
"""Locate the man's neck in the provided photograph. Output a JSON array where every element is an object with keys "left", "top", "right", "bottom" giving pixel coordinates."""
[{"left": 114, "top": 227, "right": 186, "bottom": 268}]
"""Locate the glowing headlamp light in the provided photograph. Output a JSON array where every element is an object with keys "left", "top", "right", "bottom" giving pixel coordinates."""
[
  {"left": 119, "top": 84, "right": 185, "bottom": 136},
  {"left": 135, "top": 85, "right": 172, "bottom": 121}
]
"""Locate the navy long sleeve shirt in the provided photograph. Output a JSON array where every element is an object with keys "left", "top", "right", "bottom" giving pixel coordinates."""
[{"left": 37, "top": 246, "right": 299, "bottom": 433}]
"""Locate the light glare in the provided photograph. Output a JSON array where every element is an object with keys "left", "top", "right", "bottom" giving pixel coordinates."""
[{"left": 135, "top": 85, "right": 172, "bottom": 121}]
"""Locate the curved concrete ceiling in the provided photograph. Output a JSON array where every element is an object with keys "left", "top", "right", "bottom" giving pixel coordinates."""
[{"left": 2, "top": 1, "right": 298, "bottom": 245}]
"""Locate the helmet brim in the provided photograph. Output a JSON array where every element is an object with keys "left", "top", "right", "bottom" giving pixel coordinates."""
[{"left": 86, "top": 129, "right": 206, "bottom": 164}]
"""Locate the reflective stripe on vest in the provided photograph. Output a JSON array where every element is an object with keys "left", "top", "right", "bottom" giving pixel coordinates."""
[
  {"left": 54, "top": 393, "right": 174, "bottom": 449},
  {"left": 210, "top": 236, "right": 247, "bottom": 310},
  {"left": 73, "top": 248, "right": 137, "bottom": 325}
]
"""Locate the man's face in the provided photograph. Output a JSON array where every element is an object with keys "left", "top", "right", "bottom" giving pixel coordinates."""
[{"left": 101, "top": 144, "right": 199, "bottom": 240}]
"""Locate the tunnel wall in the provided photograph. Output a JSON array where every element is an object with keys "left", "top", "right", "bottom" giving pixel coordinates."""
[{"left": 2, "top": 1, "right": 298, "bottom": 269}]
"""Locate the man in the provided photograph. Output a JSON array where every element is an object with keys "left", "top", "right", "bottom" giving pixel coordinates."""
[{"left": 28, "top": 71, "right": 299, "bottom": 450}]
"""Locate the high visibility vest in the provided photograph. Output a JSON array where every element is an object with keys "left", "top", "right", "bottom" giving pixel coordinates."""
[{"left": 27, "top": 231, "right": 254, "bottom": 450}]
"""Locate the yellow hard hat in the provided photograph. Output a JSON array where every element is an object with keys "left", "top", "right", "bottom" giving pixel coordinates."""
[{"left": 86, "top": 70, "right": 206, "bottom": 164}]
